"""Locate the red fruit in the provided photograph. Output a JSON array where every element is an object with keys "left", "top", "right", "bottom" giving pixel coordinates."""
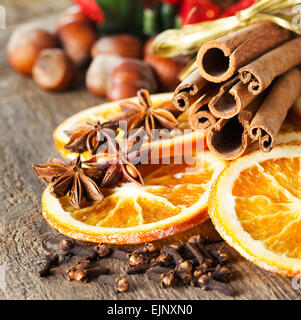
[
  {"left": 180, "top": 0, "right": 220, "bottom": 26},
  {"left": 162, "top": 0, "right": 183, "bottom": 5},
  {"left": 222, "top": 0, "right": 255, "bottom": 17},
  {"left": 73, "top": 0, "right": 105, "bottom": 23}
]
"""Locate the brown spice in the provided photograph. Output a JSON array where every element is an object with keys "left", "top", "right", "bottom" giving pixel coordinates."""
[
  {"left": 32, "top": 156, "right": 104, "bottom": 209},
  {"left": 109, "top": 248, "right": 129, "bottom": 262},
  {"left": 99, "top": 275, "right": 130, "bottom": 293},
  {"left": 114, "top": 89, "right": 180, "bottom": 139},
  {"left": 208, "top": 265, "right": 232, "bottom": 283},
  {"left": 64, "top": 121, "right": 118, "bottom": 155},
  {"left": 197, "top": 275, "right": 235, "bottom": 297},
  {"left": 38, "top": 252, "right": 60, "bottom": 277},
  {"left": 60, "top": 239, "right": 98, "bottom": 261},
  {"left": 155, "top": 252, "right": 172, "bottom": 267},
  {"left": 83, "top": 127, "right": 147, "bottom": 186},
  {"left": 197, "top": 21, "right": 291, "bottom": 83},
  {"left": 94, "top": 243, "right": 111, "bottom": 258},
  {"left": 162, "top": 245, "right": 184, "bottom": 265},
  {"left": 128, "top": 252, "right": 149, "bottom": 267}
]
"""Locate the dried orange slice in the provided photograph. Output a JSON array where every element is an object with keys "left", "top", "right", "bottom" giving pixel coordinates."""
[
  {"left": 53, "top": 93, "right": 206, "bottom": 161},
  {"left": 210, "top": 144, "right": 301, "bottom": 276},
  {"left": 42, "top": 151, "right": 226, "bottom": 244}
]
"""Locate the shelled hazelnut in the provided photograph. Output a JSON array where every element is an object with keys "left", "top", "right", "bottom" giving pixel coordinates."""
[
  {"left": 7, "top": 25, "right": 58, "bottom": 75},
  {"left": 33, "top": 48, "right": 77, "bottom": 91},
  {"left": 86, "top": 54, "right": 124, "bottom": 97},
  {"left": 107, "top": 59, "right": 157, "bottom": 101},
  {"left": 56, "top": 12, "right": 98, "bottom": 67},
  {"left": 144, "top": 38, "right": 185, "bottom": 91},
  {"left": 91, "top": 34, "right": 142, "bottom": 59}
]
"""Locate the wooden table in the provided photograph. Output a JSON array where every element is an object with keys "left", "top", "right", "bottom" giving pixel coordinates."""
[{"left": 0, "top": 0, "right": 299, "bottom": 300}]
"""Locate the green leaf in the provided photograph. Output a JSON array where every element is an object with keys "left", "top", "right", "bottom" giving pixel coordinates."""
[{"left": 96, "top": 0, "right": 144, "bottom": 36}]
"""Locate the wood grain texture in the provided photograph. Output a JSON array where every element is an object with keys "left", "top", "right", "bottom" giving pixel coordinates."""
[{"left": 0, "top": 1, "right": 300, "bottom": 300}]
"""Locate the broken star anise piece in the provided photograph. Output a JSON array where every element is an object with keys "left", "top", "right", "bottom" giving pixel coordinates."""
[
  {"left": 114, "top": 89, "right": 180, "bottom": 139},
  {"left": 84, "top": 128, "right": 148, "bottom": 187},
  {"left": 32, "top": 156, "right": 104, "bottom": 209},
  {"left": 64, "top": 121, "right": 118, "bottom": 155}
]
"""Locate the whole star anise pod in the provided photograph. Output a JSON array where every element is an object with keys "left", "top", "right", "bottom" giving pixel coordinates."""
[
  {"left": 84, "top": 128, "right": 148, "bottom": 187},
  {"left": 64, "top": 121, "right": 118, "bottom": 155},
  {"left": 114, "top": 89, "right": 180, "bottom": 139},
  {"left": 32, "top": 156, "right": 104, "bottom": 209}
]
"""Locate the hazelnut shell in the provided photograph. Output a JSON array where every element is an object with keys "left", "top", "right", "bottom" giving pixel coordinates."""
[{"left": 7, "top": 25, "right": 58, "bottom": 75}]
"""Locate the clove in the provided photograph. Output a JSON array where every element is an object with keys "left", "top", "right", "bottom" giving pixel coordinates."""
[
  {"left": 94, "top": 243, "right": 111, "bottom": 258},
  {"left": 145, "top": 243, "right": 159, "bottom": 254},
  {"left": 99, "top": 275, "right": 130, "bottom": 293},
  {"left": 149, "top": 266, "right": 174, "bottom": 274},
  {"left": 162, "top": 245, "right": 184, "bottom": 265},
  {"left": 75, "top": 259, "right": 91, "bottom": 270},
  {"left": 185, "top": 241, "right": 205, "bottom": 265},
  {"left": 60, "top": 239, "right": 98, "bottom": 261},
  {"left": 197, "top": 275, "right": 236, "bottom": 296},
  {"left": 67, "top": 266, "right": 110, "bottom": 283},
  {"left": 176, "top": 260, "right": 194, "bottom": 273},
  {"left": 211, "top": 246, "right": 230, "bottom": 264},
  {"left": 49, "top": 266, "right": 68, "bottom": 278},
  {"left": 146, "top": 269, "right": 177, "bottom": 288},
  {"left": 155, "top": 252, "right": 172, "bottom": 267},
  {"left": 175, "top": 271, "right": 193, "bottom": 285},
  {"left": 208, "top": 265, "right": 232, "bottom": 283},
  {"left": 39, "top": 252, "right": 60, "bottom": 277},
  {"left": 126, "top": 263, "right": 154, "bottom": 275},
  {"left": 189, "top": 235, "right": 215, "bottom": 265},
  {"left": 109, "top": 248, "right": 129, "bottom": 262},
  {"left": 128, "top": 252, "right": 149, "bottom": 267}
]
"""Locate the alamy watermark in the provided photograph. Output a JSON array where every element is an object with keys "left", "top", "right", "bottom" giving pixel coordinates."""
[
  {"left": 0, "top": 5, "right": 6, "bottom": 29},
  {"left": 92, "top": 122, "right": 205, "bottom": 167}
]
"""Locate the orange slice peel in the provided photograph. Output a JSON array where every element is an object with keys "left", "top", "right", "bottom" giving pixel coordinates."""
[{"left": 210, "top": 144, "right": 301, "bottom": 276}]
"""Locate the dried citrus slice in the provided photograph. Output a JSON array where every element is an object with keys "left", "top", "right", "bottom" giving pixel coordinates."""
[
  {"left": 42, "top": 151, "right": 226, "bottom": 244},
  {"left": 53, "top": 93, "right": 206, "bottom": 161},
  {"left": 210, "top": 144, "right": 301, "bottom": 276}
]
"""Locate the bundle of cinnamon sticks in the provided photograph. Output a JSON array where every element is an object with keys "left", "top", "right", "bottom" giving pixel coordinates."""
[{"left": 173, "top": 21, "right": 301, "bottom": 160}]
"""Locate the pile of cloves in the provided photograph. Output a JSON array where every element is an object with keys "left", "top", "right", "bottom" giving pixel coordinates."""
[
  {"left": 38, "top": 234, "right": 237, "bottom": 296},
  {"left": 39, "top": 239, "right": 130, "bottom": 293}
]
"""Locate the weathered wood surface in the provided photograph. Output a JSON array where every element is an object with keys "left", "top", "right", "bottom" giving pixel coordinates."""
[{"left": 0, "top": 0, "right": 300, "bottom": 300}]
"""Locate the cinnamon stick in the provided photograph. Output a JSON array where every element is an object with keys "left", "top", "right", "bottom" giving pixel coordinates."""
[
  {"left": 239, "top": 37, "right": 301, "bottom": 95},
  {"left": 172, "top": 70, "right": 209, "bottom": 111},
  {"left": 208, "top": 77, "right": 256, "bottom": 119},
  {"left": 196, "top": 21, "right": 292, "bottom": 83},
  {"left": 206, "top": 95, "right": 264, "bottom": 160},
  {"left": 249, "top": 68, "right": 301, "bottom": 152},
  {"left": 188, "top": 92, "right": 218, "bottom": 131}
]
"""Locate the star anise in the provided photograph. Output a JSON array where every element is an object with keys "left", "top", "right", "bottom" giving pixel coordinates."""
[
  {"left": 114, "top": 89, "right": 180, "bottom": 139},
  {"left": 84, "top": 128, "right": 148, "bottom": 187},
  {"left": 32, "top": 156, "right": 104, "bottom": 209},
  {"left": 64, "top": 121, "right": 118, "bottom": 155}
]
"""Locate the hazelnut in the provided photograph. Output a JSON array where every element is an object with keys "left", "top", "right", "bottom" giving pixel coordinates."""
[
  {"left": 107, "top": 59, "right": 157, "bottom": 101},
  {"left": 33, "top": 48, "right": 77, "bottom": 91},
  {"left": 144, "top": 38, "right": 184, "bottom": 91},
  {"left": 86, "top": 54, "right": 124, "bottom": 97},
  {"left": 91, "top": 34, "right": 142, "bottom": 59},
  {"left": 56, "top": 5, "right": 94, "bottom": 30},
  {"left": 7, "top": 25, "right": 58, "bottom": 75},
  {"left": 57, "top": 19, "right": 98, "bottom": 67}
]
